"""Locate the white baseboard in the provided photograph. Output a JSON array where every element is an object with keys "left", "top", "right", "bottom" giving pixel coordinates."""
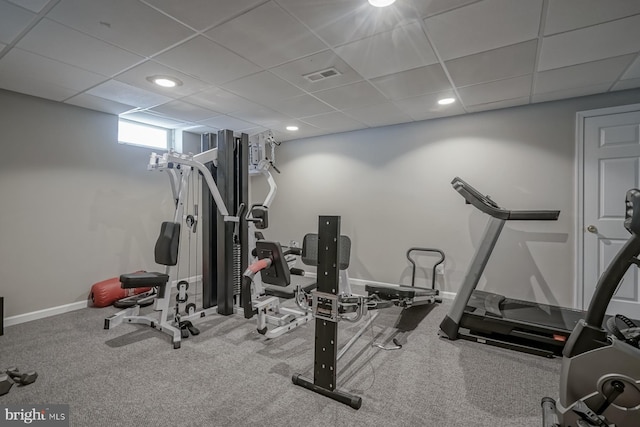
[
  {"left": 1, "top": 276, "right": 454, "bottom": 330},
  {"left": 4, "top": 300, "right": 88, "bottom": 328}
]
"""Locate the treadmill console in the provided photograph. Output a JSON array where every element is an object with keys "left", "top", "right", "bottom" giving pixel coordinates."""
[{"left": 451, "top": 177, "right": 560, "bottom": 221}]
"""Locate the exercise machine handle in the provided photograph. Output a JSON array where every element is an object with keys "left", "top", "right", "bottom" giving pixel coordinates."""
[
  {"left": 406, "top": 247, "right": 445, "bottom": 289},
  {"left": 452, "top": 177, "right": 560, "bottom": 221}
]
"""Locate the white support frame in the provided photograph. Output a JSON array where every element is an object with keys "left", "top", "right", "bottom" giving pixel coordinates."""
[
  {"left": 106, "top": 150, "right": 237, "bottom": 348},
  {"left": 149, "top": 149, "right": 239, "bottom": 221}
]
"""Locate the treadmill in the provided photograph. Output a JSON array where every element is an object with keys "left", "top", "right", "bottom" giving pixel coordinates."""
[{"left": 439, "top": 177, "right": 585, "bottom": 358}]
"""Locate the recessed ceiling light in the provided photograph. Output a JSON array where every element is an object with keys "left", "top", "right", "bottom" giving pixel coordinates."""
[
  {"left": 438, "top": 97, "right": 456, "bottom": 105},
  {"left": 286, "top": 126, "right": 299, "bottom": 131},
  {"left": 146, "top": 75, "right": 182, "bottom": 88},
  {"left": 368, "top": 0, "right": 396, "bottom": 7}
]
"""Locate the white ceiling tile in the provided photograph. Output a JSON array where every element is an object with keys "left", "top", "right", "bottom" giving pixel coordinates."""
[
  {"left": 181, "top": 124, "right": 221, "bottom": 134},
  {"left": 229, "top": 105, "right": 291, "bottom": 128},
  {"left": 539, "top": 15, "right": 640, "bottom": 71},
  {"left": 182, "top": 87, "right": 259, "bottom": 115},
  {"left": 6, "top": 0, "right": 50, "bottom": 13},
  {"left": 120, "top": 111, "right": 191, "bottom": 128},
  {"left": 301, "top": 111, "right": 366, "bottom": 133},
  {"left": 465, "top": 96, "right": 529, "bottom": 113},
  {"left": 0, "top": 1, "right": 36, "bottom": 44},
  {"left": 457, "top": 74, "right": 532, "bottom": 106},
  {"left": 335, "top": 21, "right": 437, "bottom": 79},
  {"left": 445, "top": 40, "right": 537, "bottom": 87},
  {"left": 272, "top": 126, "right": 324, "bottom": 142},
  {"left": 0, "top": 48, "right": 105, "bottom": 101},
  {"left": 408, "top": 107, "right": 466, "bottom": 122},
  {"left": 0, "top": 73, "right": 76, "bottom": 101},
  {"left": 277, "top": 0, "right": 416, "bottom": 47},
  {"left": 268, "top": 94, "right": 335, "bottom": 118},
  {"left": 238, "top": 125, "right": 271, "bottom": 137},
  {"left": 621, "top": 55, "right": 640, "bottom": 79},
  {"left": 392, "top": 90, "right": 462, "bottom": 118},
  {"left": 142, "top": 0, "right": 264, "bottom": 31},
  {"left": 206, "top": 1, "right": 326, "bottom": 69},
  {"left": 424, "top": 0, "right": 543, "bottom": 60},
  {"left": 410, "top": 0, "right": 481, "bottom": 18},
  {"left": 343, "top": 103, "right": 412, "bottom": 127},
  {"left": 264, "top": 118, "right": 316, "bottom": 135},
  {"left": 64, "top": 93, "right": 135, "bottom": 115},
  {"left": 270, "top": 50, "right": 363, "bottom": 92},
  {"left": 371, "top": 64, "right": 451, "bottom": 100},
  {"left": 86, "top": 80, "right": 172, "bottom": 109},
  {"left": 17, "top": 18, "right": 144, "bottom": 77},
  {"left": 47, "top": 0, "right": 195, "bottom": 56},
  {"left": 198, "top": 115, "right": 258, "bottom": 131},
  {"left": 312, "top": 81, "right": 387, "bottom": 111},
  {"left": 544, "top": 0, "right": 640, "bottom": 36},
  {"left": 612, "top": 78, "right": 640, "bottom": 92},
  {"left": 222, "top": 71, "right": 304, "bottom": 104},
  {"left": 115, "top": 60, "right": 210, "bottom": 97},
  {"left": 535, "top": 55, "right": 635, "bottom": 95},
  {"left": 154, "top": 36, "right": 260, "bottom": 85},
  {"left": 149, "top": 100, "right": 219, "bottom": 122},
  {"left": 532, "top": 83, "right": 611, "bottom": 103}
]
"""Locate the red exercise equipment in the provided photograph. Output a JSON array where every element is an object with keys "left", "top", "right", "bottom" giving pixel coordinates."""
[{"left": 89, "top": 276, "right": 152, "bottom": 308}]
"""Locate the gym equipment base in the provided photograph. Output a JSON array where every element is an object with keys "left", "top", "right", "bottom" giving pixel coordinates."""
[{"left": 291, "top": 373, "right": 362, "bottom": 409}]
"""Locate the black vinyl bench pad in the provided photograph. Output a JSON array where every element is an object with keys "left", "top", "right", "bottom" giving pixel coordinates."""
[
  {"left": 365, "top": 284, "right": 439, "bottom": 301},
  {"left": 264, "top": 281, "right": 317, "bottom": 299},
  {"left": 120, "top": 272, "right": 170, "bottom": 289}
]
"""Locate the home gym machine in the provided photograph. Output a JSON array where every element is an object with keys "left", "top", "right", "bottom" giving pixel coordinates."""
[
  {"left": 291, "top": 217, "right": 443, "bottom": 409},
  {"left": 104, "top": 130, "right": 249, "bottom": 348},
  {"left": 439, "top": 177, "right": 584, "bottom": 357},
  {"left": 542, "top": 188, "right": 640, "bottom": 427},
  {"left": 292, "top": 216, "right": 370, "bottom": 409}
]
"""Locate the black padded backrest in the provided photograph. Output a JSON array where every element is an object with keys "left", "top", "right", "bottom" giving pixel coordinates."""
[
  {"left": 154, "top": 221, "right": 180, "bottom": 266},
  {"left": 302, "top": 233, "right": 351, "bottom": 270}
]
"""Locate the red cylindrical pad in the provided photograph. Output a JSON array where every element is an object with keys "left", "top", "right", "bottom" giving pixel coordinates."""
[{"left": 89, "top": 277, "right": 151, "bottom": 308}]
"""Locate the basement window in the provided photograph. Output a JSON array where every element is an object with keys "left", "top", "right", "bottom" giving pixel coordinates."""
[{"left": 118, "top": 119, "right": 170, "bottom": 150}]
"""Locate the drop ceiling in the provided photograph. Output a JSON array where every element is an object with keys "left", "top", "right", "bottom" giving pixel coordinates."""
[{"left": 1, "top": 0, "right": 639, "bottom": 141}]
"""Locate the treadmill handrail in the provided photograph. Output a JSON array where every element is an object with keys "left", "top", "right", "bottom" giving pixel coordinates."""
[{"left": 452, "top": 177, "right": 560, "bottom": 221}]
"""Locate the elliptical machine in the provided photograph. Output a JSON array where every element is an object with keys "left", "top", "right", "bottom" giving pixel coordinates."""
[{"left": 542, "top": 189, "right": 640, "bottom": 426}]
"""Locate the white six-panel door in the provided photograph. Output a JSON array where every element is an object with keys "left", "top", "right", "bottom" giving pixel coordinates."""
[{"left": 582, "top": 106, "right": 640, "bottom": 318}]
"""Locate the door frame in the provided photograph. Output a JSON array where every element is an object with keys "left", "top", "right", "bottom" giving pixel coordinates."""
[{"left": 575, "top": 102, "right": 640, "bottom": 310}]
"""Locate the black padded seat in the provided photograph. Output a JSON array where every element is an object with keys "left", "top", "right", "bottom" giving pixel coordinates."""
[
  {"left": 365, "top": 284, "right": 438, "bottom": 300},
  {"left": 120, "top": 272, "right": 170, "bottom": 289},
  {"left": 264, "top": 281, "right": 317, "bottom": 299}
]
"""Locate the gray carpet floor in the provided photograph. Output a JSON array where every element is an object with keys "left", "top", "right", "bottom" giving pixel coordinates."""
[{"left": 0, "top": 300, "right": 559, "bottom": 426}]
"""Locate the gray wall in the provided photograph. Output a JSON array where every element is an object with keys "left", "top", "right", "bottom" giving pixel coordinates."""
[
  {"left": 256, "top": 89, "right": 640, "bottom": 309},
  {"left": 3, "top": 87, "right": 640, "bottom": 319},
  {"left": 0, "top": 89, "right": 174, "bottom": 318}
]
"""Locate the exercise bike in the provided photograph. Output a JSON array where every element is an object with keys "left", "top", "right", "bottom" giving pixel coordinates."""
[{"left": 541, "top": 189, "right": 640, "bottom": 427}]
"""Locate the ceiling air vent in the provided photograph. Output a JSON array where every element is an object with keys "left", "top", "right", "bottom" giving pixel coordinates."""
[{"left": 303, "top": 67, "right": 341, "bottom": 82}]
